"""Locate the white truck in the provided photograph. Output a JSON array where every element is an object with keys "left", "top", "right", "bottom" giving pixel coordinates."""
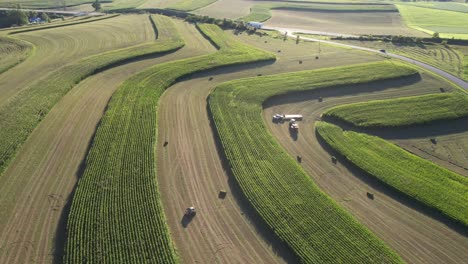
[{"left": 272, "top": 114, "right": 303, "bottom": 122}]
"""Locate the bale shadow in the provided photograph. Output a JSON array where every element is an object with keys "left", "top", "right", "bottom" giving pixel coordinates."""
[{"left": 181, "top": 214, "right": 194, "bottom": 228}]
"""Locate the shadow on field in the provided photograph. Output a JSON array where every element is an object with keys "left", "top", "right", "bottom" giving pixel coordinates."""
[
  {"left": 206, "top": 97, "right": 300, "bottom": 264},
  {"left": 315, "top": 129, "right": 468, "bottom": 236},
  {"left": 52, "top": 98, "right": 111, "bottom": 264}
]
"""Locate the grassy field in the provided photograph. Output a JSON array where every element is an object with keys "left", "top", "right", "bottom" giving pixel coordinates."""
[
  {"left": 0, "top": 36, "right": 32, "bottom": 74},
  {"left": 65, "top": 23, "right": 275, "bottom": 263},
  {"left": 397, "top": 5, "right": 468, "bottom": 39},
  {"left": 0, "top": 15, "right": 183, "bottom": 177},
  {"left": 0, "top": 0, "right": 97, "bottom": 8},
  {"left": 209, "top": 61, "right": 417, "bottom": 263},
  {"left": 316, "top": 121, "right": 468, "bottom": 226},
  {"left": 324, "top": 92, "right": 468, "bottom": 127},
  {"left": 323, "top": 39, "right": 464, "bottom": 78},
  {"left": 167, "top": 0, "right": 218, "bottom": 11},
  {"left": 398, "top": 2, "right": 468, "bottom": 13},
  {"left": 241, "top": 3, "right": 396, "bottom": 22}
]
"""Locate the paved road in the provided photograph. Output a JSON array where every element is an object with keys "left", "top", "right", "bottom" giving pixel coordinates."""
[
  {"left": 265, "top": 26, "right": 468, "bottom": 90},
  {"left": 0, "top": 7, "right": 104, "bottom": 16}
]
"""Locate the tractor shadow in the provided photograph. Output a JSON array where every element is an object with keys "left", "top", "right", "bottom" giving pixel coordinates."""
[{"left": 181, "top": 214, "right": 195, "bottom": 228}]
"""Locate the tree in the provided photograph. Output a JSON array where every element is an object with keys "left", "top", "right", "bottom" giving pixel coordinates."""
[
  {"left": 92, "top": 0, "right": 101, "bottom": 11},
  {"left": 432, "top": 32, "right": 440, "bottom": 39},
  {"left": 39, "top": 12, "right": 50, "bottom": 23}
]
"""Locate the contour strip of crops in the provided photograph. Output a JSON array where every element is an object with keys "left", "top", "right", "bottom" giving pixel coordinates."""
[
  {"left": 323, "top": 92, "right": 468, "bottom": 127},
  {"left": 209, "top": 61, "right": 416, "bottom": 263},
  {"left": 64, "top": 23, "right": 275, "bottom": 263},
  {"left": 316, "top": 121, "right": 468, "bottom": 226},
  {"left": 0, "top": 36, "right": 33, "bottom": 74},
  {"left": 0, "top": 15, "right": 185, "bottom": 177}
]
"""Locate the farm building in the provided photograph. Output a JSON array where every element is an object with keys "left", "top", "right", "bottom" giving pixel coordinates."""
[{"left": 247, "top": 21, "right": 263, "bottom": 29}]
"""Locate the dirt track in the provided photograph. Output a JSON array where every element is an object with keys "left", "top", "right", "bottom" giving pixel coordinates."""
[
  {"left": 263, "top": 75, "right": 468, "bottom": 264},
  {"left": 0, "top": 20, "right": 212, "bottom": 264}
]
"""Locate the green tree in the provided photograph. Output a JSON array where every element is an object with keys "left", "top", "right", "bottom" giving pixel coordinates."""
[
  {"left": 92, "top": 0, "right": 101, "bottom": 11},
  {"left": 432, "top": 32, "right": 440, "bottom": 39},
  {"left": 39, "top": 12, "right": 50, "bottom": 23}
]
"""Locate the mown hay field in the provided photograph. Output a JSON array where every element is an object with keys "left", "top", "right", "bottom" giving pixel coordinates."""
[
  {"left": 324, "top": 92, "right": 468, "bottom": 127},
  {"left": 65, "top": 23, "right": 275, "bottom": 263},
  {"left": 397, "top": 5, "right": 468, "bottom": 39},
  {"left": 266, "top": 9, "right": 426, "bottom": 36},
  {"left": 0, "top": 14, "right": 183, "bottom": 178},
  {"left": 209, "top": 61, "right": 417, "bottom": 263},
  {"left": 316, "top": 121, "right": 468, "bottom": 226}
]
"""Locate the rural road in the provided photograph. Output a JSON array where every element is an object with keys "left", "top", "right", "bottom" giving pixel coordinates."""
[
  {"left": 0, "top": 7, "right": 104, "bottom": 16},
  {"left": 265, "top": 26, "right": 468, "bottom": 90}
]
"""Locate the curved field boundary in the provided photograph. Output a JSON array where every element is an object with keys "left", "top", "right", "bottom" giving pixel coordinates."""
[
  {"left": 0, "top": 36, "right": 33, "bottom": 74},
  {"left": 65, "top": 23, "right": 275, "bottom": 263},
  {"left": 6, "top": 14, "right": 119, "bottom": 34},
  {"left": 0, "top": 15, "right": 184, "bottom": 177},
  {"left": 241, "top": 3, "right": 397, "bottom": 22},
  {"left": 167, "top": 0, "right": 218, "bottom": 12},
  {"left": 208, "top": 61, "right": 417, "bottom": 263},
  {"left": 323, "top": 92, "right": 468, "bottom": 128},
  {"left": 316, "top": 122, "right": 468, "bottom": 226}
]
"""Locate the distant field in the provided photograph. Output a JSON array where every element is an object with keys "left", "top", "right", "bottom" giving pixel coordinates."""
[
  {"left": 318, "top": 39, "right": 464, "bottom": 78},
  {"left": 324, "top": 93, "right": 468, "bottom": 128},
  {"left": 0, "top": 0, "right": 95, "bottom": 8},
  {"left": 398, "top": 2, "right": 468, "bottom": 13},
  {"left": 266, "top": 9, "right": 426, "bottom": 36},
  {"left": 241, "top": 3, "right": 396, "bottom": 22},
  {"left": 397, "top": 5, "right": 468, "bottom": 39},
  {"left": 0, "top": 36, "right": 32, "bottom": 74},
  {"left": 167, "top": 0, "right": 217, "bottom": 11}
]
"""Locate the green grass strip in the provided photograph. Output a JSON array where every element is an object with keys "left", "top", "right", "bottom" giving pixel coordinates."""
[
  {"left": 0, "top": 36, "right": 33, "bottom": 74},
  {"left": 167, "top": 0, "right": 218, "bottom": 11},
  {"left": 64, "top": 23, "right": 275, "bottom": 263},
  {"left": 324, "top": 92, "right": 468, "bottom": 128},
  {"left": 241, "top": 3, "right": 396, "bottom": 22},
  {"left": 464, "top": 55, "right": 468, "bottom": 81},
  {"left": 0, "top": 15, "right": 184, "bottom": 177},
  {"left": 209, "top": 61, "right": 416, "bottom": 263},
  {"left": 316, "top": 121, "right": 468, "bottom": 226}
]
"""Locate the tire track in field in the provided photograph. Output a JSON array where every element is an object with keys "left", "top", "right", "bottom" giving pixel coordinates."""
[
  {"left": 0, "top": 14, "right": 155, "bottom": 107},
  {"left": 0, "top": 19, "right": 210, "bottom": 264},
  {"left": 263, "top": 75, "right": 468, "bottom": 264}
]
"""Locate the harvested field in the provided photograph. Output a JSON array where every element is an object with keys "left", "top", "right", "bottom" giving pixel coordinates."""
[
  {"left": 263, "top": 71, "right": 468, "bottom": 264},
  {"left": 0, "top": 14, "right": 155, "bottom": 106},
  {"left": 168, "top": 0, "right": 218, "bottom": 11},
  {"left": 265, "top": 9, "right": 427, "bottom": 36},
  {"left": 193, "top": 0, "right": 252, "bottom": 19},
  {"left": 0, "top": 18, "right": 210, "bottom": 264}
]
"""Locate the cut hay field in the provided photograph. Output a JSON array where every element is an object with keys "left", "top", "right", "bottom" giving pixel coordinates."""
[
  {"left": 0, "top": 14, "right": 155, "bottom": 106},
  {"left": 0, "top": 0, "right": 95, "bottom": 8},
  {"left": 262, "top": 69, "right": 468, "bottom": 263},
  {"left": 209, "top": 61, "right": 416, "bottom": 263},
  {"left": 168, "top": 0, "right": 218, "bottom": 11},
  {"left": 397, "top": 5, "right": 468, "bottom": 39},
  {"left": 265, "top": 9, "right": 426, "bottom": 36},
  {"left": 241, "top": 2, "right": 396, "bottom": 22},
  {"left": 325, "top": 39, "right": 464, "bottom": 78},
  {"left": 193, "top": 0, "right": 252, "bottom": 19},
  {"left": 0, "top": 16, "right": 207, "bottom": 264}
]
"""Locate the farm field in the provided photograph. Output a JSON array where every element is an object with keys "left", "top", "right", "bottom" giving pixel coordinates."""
[
  {"left": 158, "top": 31, "right": 387, "bottom": 264},
  {"left": 397, "top": 5, "right": 468, "bottom": 39},
  {"left": 0, "top": 1, "right": 467, "bottom": 264},
  {"left": 265, "top": 9, "right": 426, "bottom": 36},
  {"left": 0, "top": 17, "right": 212, "bottom": 264},
  {"left": 0, "top": 14, "right": 155, "bottom": 106},
  {"left": 262, "top": 71, "right": 468, "bottom": 263},
  {"left": 0, "top": 0, "right": 93, "bottom": 8},
  {"left": 322, "top": 39, "right": 465, "bottom": 79}
]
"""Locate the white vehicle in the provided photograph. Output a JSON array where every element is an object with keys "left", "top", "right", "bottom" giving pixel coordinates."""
[{"left": 272, "top": 114, "right": 303, "bottom": 122}]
